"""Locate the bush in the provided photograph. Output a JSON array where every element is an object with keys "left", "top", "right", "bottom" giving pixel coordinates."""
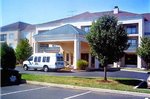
[
  {"left": 0, "top": 43, "right": 16, "bottom": 69},
  {"left": 77, "top": 59, "right": 88, "bottom": 70}
]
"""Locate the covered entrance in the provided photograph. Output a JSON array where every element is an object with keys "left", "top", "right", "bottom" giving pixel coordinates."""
[{"left": 33, "top": 24, "right": 93, "bottom": 69}]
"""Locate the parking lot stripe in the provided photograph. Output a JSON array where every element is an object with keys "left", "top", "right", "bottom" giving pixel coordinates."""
[
  {"left": 1, "top": 86, "right": 48, "bottom": 96},
  {"left": 64, "top": 91, "right": 91, "bottom": 99}
]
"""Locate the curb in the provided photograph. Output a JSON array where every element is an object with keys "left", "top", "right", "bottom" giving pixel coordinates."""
[
  {"left": 26, "top": 80, "right": 150, "bottom": 97},
  {"left": 121, "top": 69, "right": 148, "bottom": 73}
]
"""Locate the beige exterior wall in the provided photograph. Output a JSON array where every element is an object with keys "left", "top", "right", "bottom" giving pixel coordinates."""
[{"left": 0, "top": 30, "right": 34, "bottom": 49}]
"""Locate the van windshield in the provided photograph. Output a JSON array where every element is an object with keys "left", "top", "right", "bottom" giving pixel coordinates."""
[{"left": 57, "top": 56, "right": 63, "bottom": 61}]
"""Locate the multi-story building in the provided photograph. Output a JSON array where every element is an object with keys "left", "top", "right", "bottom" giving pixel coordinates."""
[
  {"left": 1, "top": 7, "right": 150, "bottom": 69},
  {"left": 0, "top": 21, "right": 35, "bottom": 49},
  {"left": 34, "top": 6, "right": 150, "bottom": 69}
]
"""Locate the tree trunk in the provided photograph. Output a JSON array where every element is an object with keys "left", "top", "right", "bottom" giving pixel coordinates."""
[{"left": 104, "top": 66, "right": 107, "bottom": 81}]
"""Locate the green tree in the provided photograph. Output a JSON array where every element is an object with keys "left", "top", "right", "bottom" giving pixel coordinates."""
[
  {"left": 0, "top": 43, "right": 16, "bottom": 69},
  {"left": 15, "top": 39, "right": 32, "bottom": 64},
  {"left": 137, "top": 37, "right": 150, "bottom": 69},
  {"left": 86, "top": 15, "right": 129, "bottom": 81}
]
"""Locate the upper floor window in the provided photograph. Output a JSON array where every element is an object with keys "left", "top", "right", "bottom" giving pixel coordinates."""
[
  {"left": 0, "top": 34, "right": 7, "bottom": 41},
  {"left": 21, "top": 32, "right": 28, "bottom": 39},
  {"left": 127, "top": 38, "right": 138, "bottom": 50},
  {"left": 126, "top": 26, "right": 137, "bottom": 34},
  {"left": 81, "top": 26, "right": 91, "bottom": 33},
  {"left": 9, "top": 33, "right": 14, "bottom": 40}
]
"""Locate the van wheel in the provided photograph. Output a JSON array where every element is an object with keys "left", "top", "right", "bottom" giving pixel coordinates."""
[
  {"left": 43, "top": 66, "right": 49, "bottom": 72},
  {"left": 23, "top": 65, "right": 28, "bottom": 71}
]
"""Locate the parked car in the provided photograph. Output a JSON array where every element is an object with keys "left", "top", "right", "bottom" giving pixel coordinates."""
[
  {"left": 23, "top": 53, "right": 64, "bottom": 72},
  {"left": 147, "top": 75, "right": 150, "bottom": 88}
]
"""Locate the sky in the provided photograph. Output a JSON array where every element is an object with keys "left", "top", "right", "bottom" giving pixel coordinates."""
[{"left": 1, "top": 0, "right": 150, "bottom": 26}]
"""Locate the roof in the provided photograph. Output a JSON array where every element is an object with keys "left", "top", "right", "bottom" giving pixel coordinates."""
[
  {"left": 37, "top": 10, "right": 149, "bottom": 27},
  {"left": 142, "top": 13, "right": 150, "bottom": 21},
  {"left": 35, "top": 24, "right": 86, "bottom": 36},
  {"left": 1, "top": 21, "right": 35, "bottom": 32}
]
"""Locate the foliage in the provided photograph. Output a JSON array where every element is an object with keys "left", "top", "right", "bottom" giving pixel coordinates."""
[
  {"left": 0, "top": 43, "right": 16, "bottom": 69},
  {"left": 15, "top": 39, "right": 32, "bottom": 64},
  {"left": 86, "top": 15, "right": 129, "bottom": 80},
  {"left": 77, "top": 59, "right": 88, "bottom": 70},
  {"left": 137, "top": 37, "right": 150, "bottom": 69}
]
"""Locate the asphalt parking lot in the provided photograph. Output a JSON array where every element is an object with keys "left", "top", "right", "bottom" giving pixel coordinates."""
[{"left": 1, "top": 84, "right": 149, "bottom": 99}]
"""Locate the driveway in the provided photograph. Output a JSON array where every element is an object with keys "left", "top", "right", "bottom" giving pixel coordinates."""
[
  {"left": 1, "top": 84, "right": 148, "bottom": 99},
  {"left": 16, "top": 66, "right": 149, "bottom": 80}
]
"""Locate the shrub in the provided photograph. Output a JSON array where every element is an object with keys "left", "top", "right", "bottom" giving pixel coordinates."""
[
  {"left": 77, "top": 59, "right": 88, "bottom": 70},
  {"left": 0, "top": 43, "right": 16, "bottom": 69}
]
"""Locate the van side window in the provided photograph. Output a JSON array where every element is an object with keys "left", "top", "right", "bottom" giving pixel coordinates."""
[
  {"left": 47, "top": 57, "right": 50, "bottom": 62},
  {"left": 38, "top": 57, "right": 41, "bottom": 62},
  {"left": 28, "top": 56, "right": 33, "bottom": 61},
  {"left": 43, "top": 57, "right": 46, "bottom": 62},
  {"left": 34, "top": 57, "right": 38, "bottom": 62}
]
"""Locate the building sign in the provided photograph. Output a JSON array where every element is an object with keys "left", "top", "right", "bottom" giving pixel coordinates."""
[{"left": 40, "top": 47, "right": 60, "bottom": 53}]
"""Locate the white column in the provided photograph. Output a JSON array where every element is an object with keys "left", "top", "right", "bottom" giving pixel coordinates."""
[
  {"left": 34, "top": 42, "right": 38, "bottom": 53},
  {"left": 73, "top": 39, "right": 80, "bottom": 69},
  {"left": 95, "top": 58, "right": 99, "bottom": 69},
  {"left": 137, "top": 18, "right": 144, "bottom": 68},
  {"left": 88, "top": 53, "right": 91, "bottom": 68},
  {"left": 137, "top": 56, "right": 142, "bottom": 68}
]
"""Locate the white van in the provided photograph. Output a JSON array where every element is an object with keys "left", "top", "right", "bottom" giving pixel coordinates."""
[{"left": 23, "top": 53, "right": 64, "bottom": 72}]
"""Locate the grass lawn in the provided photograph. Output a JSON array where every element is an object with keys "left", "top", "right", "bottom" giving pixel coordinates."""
[{"left": 22, "top": 74, "right": 150, "bottom": 94}]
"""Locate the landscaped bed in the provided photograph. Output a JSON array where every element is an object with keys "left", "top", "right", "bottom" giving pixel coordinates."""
[{"left": 22, "top": 74, "right": 150, "bottom": 94}]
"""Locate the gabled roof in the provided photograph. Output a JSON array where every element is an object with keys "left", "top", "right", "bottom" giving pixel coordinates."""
[
  {"left": 36, "top": 10, "right": 148, "bottom": 27},
  {"left": 142, "top": 13, "right": 150, "bottom": 21},
  {"left": 1, "top": 21, "right": 35, "bottom": 32},
  {"left": 35, "top": 24, "right": 86, "bottom": 36}
]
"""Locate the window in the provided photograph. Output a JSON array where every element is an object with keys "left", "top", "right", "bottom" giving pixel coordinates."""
[
  {"left": 38, "top": 57, "right": 41, "bottom": 62},
  {"left": 28, "top": 56, "right": 33, "bottom": 61},
  {"left": 34, "top": 57, "right": 38, "bottom": 62},
  {"left": 43, "top": 57, "right": 46, "bottom": 62},
  {"left": 81, "top": 26, "right": 91, "bottom": 33},
  {"left": 40, "top": 44, "right": 49, "bottom": 48},
  {"left": 42, "top": 57, "right": 50, "bottom": 62},
  {"left": 9, "top": 33, "right": 14, "bottom": 40},
  {"left": 38, "top": 30, "right": 49, "bottom": 34},
  {"left": 57, "top": 56, "right": 63, "bottom": 61},
  {"left": 126, "top": 26, "right": 137, "bottom": 34},
  {"left": 128, "top": 39, "right": 138, "bottom": 50},
  {"left": 0, "top": 34, "right": 7, "bottom": 41},
  {"left": 66, "top": 53, "right": 69, "bottom": 61},
  {"left": 47, "top": 57, "right": 50, "bottom": 62}
]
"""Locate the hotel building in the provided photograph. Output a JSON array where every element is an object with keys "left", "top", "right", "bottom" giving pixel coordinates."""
[{"left": 1, "top": 7, "right": 150, "bottom": 69}]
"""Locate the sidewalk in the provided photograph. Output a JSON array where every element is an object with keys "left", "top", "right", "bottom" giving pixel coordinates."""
[
  {"left": 121, "top": 68, "right": 149, "bottom": 74},
  {"left": 27, "top": 80, "right": 150, "bottom": 97}
]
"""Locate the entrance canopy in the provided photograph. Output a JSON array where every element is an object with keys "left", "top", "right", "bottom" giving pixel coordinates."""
[{"left": 34, "top": 24, "right": 87, "bottom": 42}]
